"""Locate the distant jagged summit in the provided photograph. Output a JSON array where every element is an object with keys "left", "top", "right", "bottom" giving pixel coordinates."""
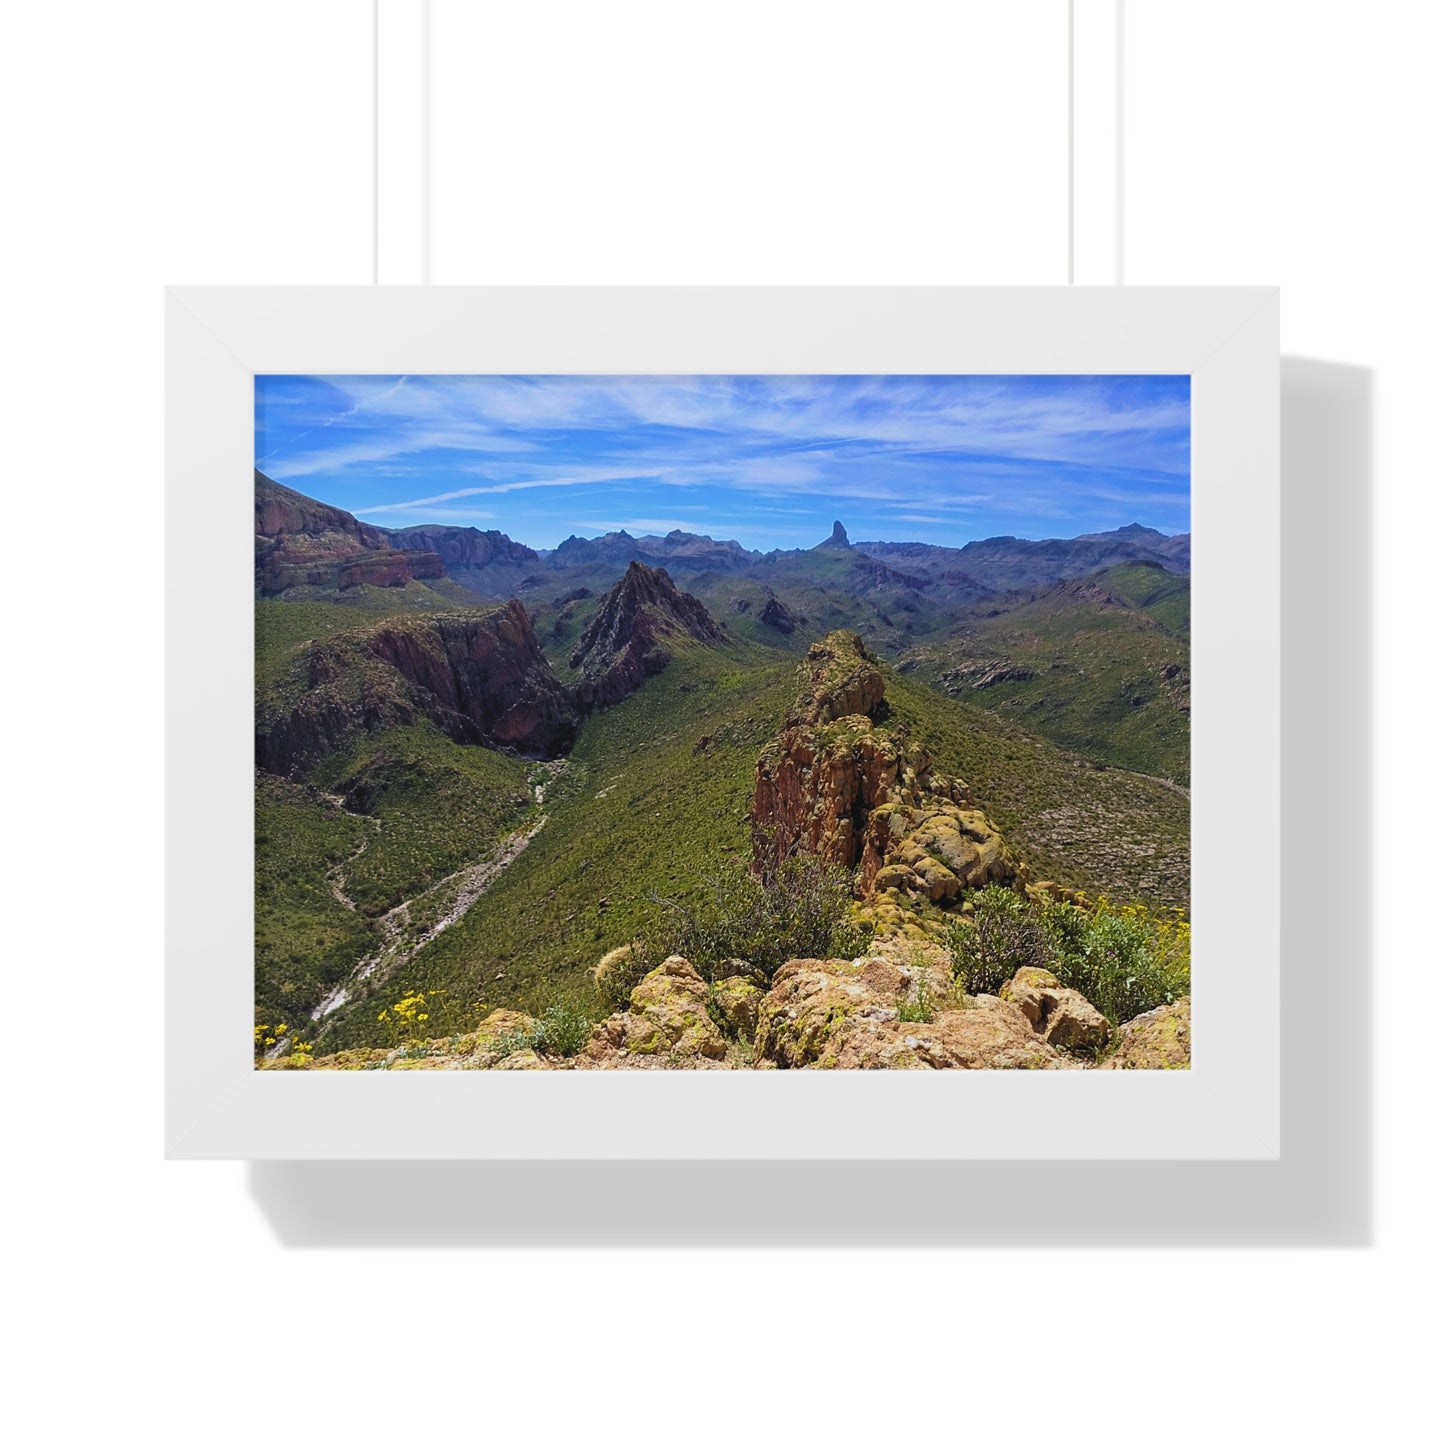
[
  {"left": 816, "top": 520, "right": 851, "bottom": 549},
  {"left": 570, "top": 560, "right": 728, "bottom": 710}
]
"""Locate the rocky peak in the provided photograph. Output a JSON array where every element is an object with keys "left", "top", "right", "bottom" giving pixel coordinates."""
[
  {"left": 758, "top": 595, "right": 799, "bottom": 634},
  {"left": 789, "top": 631, "right": 887, "bottom": 725},
  {"left": 752, "top": 629, "right": 1024, "bottom": 916},
  {"left": 816, "top": 519, "right": 851, "bottom": 549},
  {"left": 570, "top": 560, "right": 728, "bottom": 711}
]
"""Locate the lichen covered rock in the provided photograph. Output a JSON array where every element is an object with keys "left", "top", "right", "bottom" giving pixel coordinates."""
[
  {"left": 579, "top": 955, "right": 728, "bottom": 1064},
  {"left": 752, "top": 953, "right": 1074, "bottom": 1071},
  {"left": 1101, "top": 999, "right": 1191, "bottom": 1069},
  {"left": 710, "top": 976, "right": 764, "bottom": 1041}
]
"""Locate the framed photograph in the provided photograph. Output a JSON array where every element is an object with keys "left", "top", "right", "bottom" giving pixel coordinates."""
[{"left": 166, "top": 286, "right": 1278, "bottom": 1159}]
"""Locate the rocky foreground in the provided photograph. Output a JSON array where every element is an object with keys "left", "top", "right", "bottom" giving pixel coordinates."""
[{"left": 267, "top": 941, "right": 1190, "bottom": 1072}]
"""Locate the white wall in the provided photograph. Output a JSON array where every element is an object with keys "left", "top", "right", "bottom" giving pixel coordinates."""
[{"left": 4, "top": 2, "right": 1436, "bottom": 1438}]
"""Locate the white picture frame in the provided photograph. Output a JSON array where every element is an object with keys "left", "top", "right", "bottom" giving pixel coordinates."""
[{"left": 166, "top": 285, "right": 1279, "bottom": 1160}]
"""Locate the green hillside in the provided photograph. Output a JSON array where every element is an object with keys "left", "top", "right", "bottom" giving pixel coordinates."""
[
  {"left": 898, "top": 566, "right": 1191, "bottom": 784},
  {"left": 314, "top": 639, "right": 799, "bottom": 1048},
  {"left": 300, "top": 634, "right": 1189, "bottom": 1052}
]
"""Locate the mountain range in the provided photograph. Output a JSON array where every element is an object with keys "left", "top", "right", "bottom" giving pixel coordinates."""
[
  {"left": 253, "top": 473, "right": 1191, "bottom": 1062},
  {"left": 256, "top": 470, "right": 1188, "bottom": 599}
]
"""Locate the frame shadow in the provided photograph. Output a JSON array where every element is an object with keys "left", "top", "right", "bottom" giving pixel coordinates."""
[{"left": 248, "top": 357, "right": 1372, "bottom": 1246}]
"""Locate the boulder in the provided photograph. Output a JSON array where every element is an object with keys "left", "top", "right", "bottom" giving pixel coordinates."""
[
  {"left": 1000, "top": 967, "right": 1110, "bottom": 1052},
  {"left": 753, "top": 954, "right": 1075, "bottom": 1070},
  {"left": 491, "top": 1048, "right": 551, "bottom": 1071},
  {"left": 711, "top": 977, "right": 763, "bottom": 1040},
  {"left": 581, "top": 956, "right": 728, "bottom": 1063},
  {"left": 1101, "top": 999, "right": 1191, "bottom": 1069},
  {"left": 475, "top": 1008, "right": 539, "bottom": 1042}
]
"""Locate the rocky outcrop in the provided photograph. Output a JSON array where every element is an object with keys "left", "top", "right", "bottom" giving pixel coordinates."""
[
  {"left": 570, "top": 561, "right": 727, "bottom": 711},
  {"left": 710, "top": 976, "right": 764, "bottom": 1039},
  {"left": 577, "top": 956, "right": 729, "bottom": 1064},
  {"left": 816, "top": 520, "right": 851, "bottom": 549},
  {"left": 1101, "top": 998, "right": 1191, "bottom": 1069},
  {"left": 751, "top": 950, "right": 1076, "bottom": 1070},
  {"left": 256, "top": 472, "right": 546, "bottom": 596},
  {"left": 255, "top": 471, "right": 450, "bottom": 596},
  {"left": 941, "top": 659, "right": 1038, "bottom": 691},
  {"left": 387, "top": 524, "right": 538, "bottom": 570},
  {"left": 789, "top": 631, "right": 888, "bottom": 727},
  {"left": 337, "top": 549, "right": 446, "bottom": 590},
  {"left": 751, "top": 632, "right": 1024, "bottom": 912},
  {"left": 255, "top": 471, "right": 393, "bottom": 546},
  {"left": 274, "top": 941, "right": 1161, "bottom": 1072},
  {"left": 1000, "top": 966, "right": 1111, "bottom": 1051},
  {"left": 256, "top": 599, "right": 577, "bottom": 775},
  {"left": 758, "top": 596, "right": 798, "bottom": 634}
]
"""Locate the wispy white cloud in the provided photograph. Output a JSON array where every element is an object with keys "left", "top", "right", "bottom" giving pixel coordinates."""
[{"left": 256, "top": 372, "right": 1190, "bottom": 549}]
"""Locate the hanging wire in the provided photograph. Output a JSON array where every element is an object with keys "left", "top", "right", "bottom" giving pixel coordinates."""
[
  {"left": 371, "top": 0, "right": 380, "bottom": 284},
  {"left": 422, "top": 0, "right": 432, "bottom": 284},
  {"left": 1067, "top": 0, "right": 1075, "bottom": 284}
]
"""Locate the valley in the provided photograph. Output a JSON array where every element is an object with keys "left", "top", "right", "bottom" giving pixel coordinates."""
[{"left": 252, "top": 472, "right": 1192, "bottom": 1069}]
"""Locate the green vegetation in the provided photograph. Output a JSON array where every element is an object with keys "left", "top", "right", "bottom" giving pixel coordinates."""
[
  {"left": 1096, "top": 561, "right": 1191, "bottom": 639},
  {"left": 947, "top": 885, "right": 1191, "bottom": 1025},
  {"left": 484, "top": 998, "right": 595, "bottom": 1060},
  {"left": 254, "top": 774, "right": 377, "bottom": 1034},
  {"left": 1038, "top": 894, "right": 1191, "bottom": 1026},
  {"left": 886, "top": 671, "right": 1190, "bottom": 910},
  {"left": 641, "top": 852, "right": 872, "bottom": 985},
  {"left": 947, "top": 887, "right": 1051, "bottom": 995},
  {"left": 263, "top": 629, "right": 1189, "bottom": 1052},
  {"left": 255, "top": 582, "right": 480, "bottom": 686},
  {"left": 896, "top": 972, "right": 938, "bottom": 1024},
  {"left": 253, "top": 534, "right": 1191, "bottom": 1057},
  {"left": 309, "top": 724, "right": 533, "bottom": 916},
  {"left": 314, "top": 642, "right": 802, "bottom": 1049},
  {"left": 899, "top": 568, "right": 1191, "bottom": 784}
]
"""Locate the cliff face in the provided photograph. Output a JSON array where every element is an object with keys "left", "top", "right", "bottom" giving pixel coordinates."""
[
  {"left": 255, "top": 471, "right": 450, "bottom": 596},
  {"left": 751, "top": 631, "right": 1024, "bottom": 916},
  {"left": 570, "top": 560, "right": 728, "bottom": 711},
  {"left": 388, "top": 525, "right": 539, "bottom": 570},
  {"left": 255, "top": 472, "right": 393, "bottom": 546},
  {"left": 257, "top": 599, "right": 577, "bottom": 775}
]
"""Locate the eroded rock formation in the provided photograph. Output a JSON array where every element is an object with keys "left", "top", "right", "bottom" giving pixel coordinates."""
[
  {"left": 751, "top": 631, "right": 1025, "bottom": 911},
  {"left": 570, "top": 560, "right": 727, "bottom": 711},
  {"left": 256, "top": 599, "right": 577, "bottom": 775}
]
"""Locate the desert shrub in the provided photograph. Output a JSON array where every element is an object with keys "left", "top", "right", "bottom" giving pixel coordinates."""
[
  {"left": 486, "top": 1026, "right": 536, "bottom": 1061},
  {"left": 896, "top": 973, "right": 937, "bottom": 1023},
  {"left": 487, "top": 996, "right": 595, "bottom": 1059},
  {"left": 593, "top": 941, "right": 656, "bottom": 1013},
  {"left": 1042, "top": 898, "right": 1190, "bottom": 1026},
  {"left": 645, "top": 853, "right": 871, "bottom": 983},
  {"left": 947, "top": 885, "right": 1052, "bottom": 995},
  {"left": 532, "top": 1000, "right": 593, "bottom": 1057}
]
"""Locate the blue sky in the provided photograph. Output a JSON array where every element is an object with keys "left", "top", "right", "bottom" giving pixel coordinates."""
[{"left": 254, "top": 374, "right": 1190, "bottom": 551}]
